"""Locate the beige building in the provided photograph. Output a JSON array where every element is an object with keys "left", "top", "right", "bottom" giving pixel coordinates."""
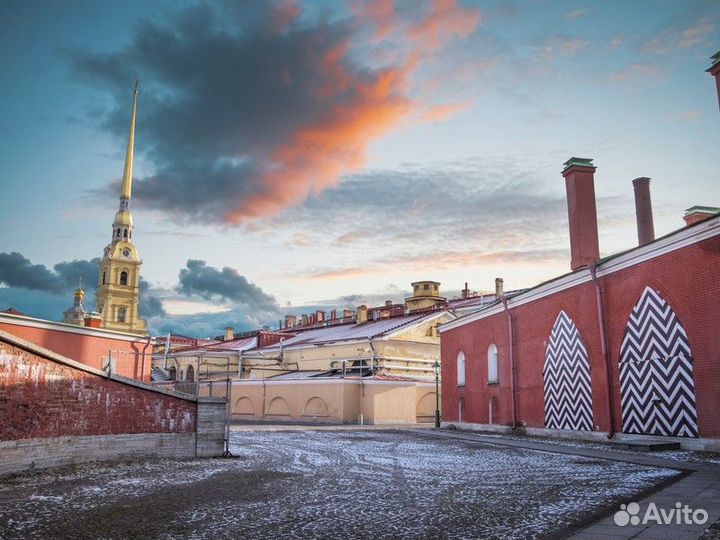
[{"left": 156, "top": 280, "right": 502, "bottom": 423}]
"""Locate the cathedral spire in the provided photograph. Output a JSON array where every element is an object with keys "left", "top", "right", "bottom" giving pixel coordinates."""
[
  {"left": 95, "top": 79, "right": 148, "bottom": 336},
  {"left": 120, "top": 80, "right": 139, "bottom": 209}
]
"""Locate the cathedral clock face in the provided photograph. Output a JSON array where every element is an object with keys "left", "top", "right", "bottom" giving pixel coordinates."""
[{"left": 122, "top": 249, "right": 131, "bottom": 258}]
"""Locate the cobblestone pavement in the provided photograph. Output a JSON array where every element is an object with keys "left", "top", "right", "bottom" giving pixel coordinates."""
[{"left": 0, "top": 430, "right": 680, "bottom": 540}]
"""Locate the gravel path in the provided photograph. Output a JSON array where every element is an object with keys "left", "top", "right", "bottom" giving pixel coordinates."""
[{"left": 0, "top": 430, "right": 680, "bottom": 540}]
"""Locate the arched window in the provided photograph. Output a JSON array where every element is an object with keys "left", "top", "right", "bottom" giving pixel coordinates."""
[
  {"left": 123, "top": 229, "right": 128, "bottom": 238},
  {"left": 488, "top": 343, "right": 499, "bottom": 384},
  {"left": 117, "top": 306, "right": 126, "bottom": 323},
  {"left": 116, "top": 228, "right": 121, "bottom": 237},
  {"left": 457, "top": 351, "right": 466, "bottom": 387},
  {"left": 120, "top": 271, "right": 128, "bottom": 286},
  {"left": 186, "top": 365, "right": 195, "bottom": 382},
  {"left": 102, "top": 272, "right": 106, "bottom": 285}
]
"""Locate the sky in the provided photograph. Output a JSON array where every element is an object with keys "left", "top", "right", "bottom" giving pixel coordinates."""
[{"left": 0, "top": 0, "right": 718, "bottom": 337}]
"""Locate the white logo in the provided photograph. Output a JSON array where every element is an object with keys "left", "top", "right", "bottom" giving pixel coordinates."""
[{"left": 614, "top": 501, "right": 708, "bottom": 527}]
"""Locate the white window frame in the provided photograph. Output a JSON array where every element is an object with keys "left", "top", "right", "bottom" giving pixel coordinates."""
[
  {"left": 457, "top": 351, "right": 466, "bottom": 387},
  {"left": 487, "top": 343, "right": 499, "bottom": 384}
]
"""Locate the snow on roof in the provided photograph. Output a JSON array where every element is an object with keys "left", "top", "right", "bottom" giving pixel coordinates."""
[
  {"left": 258, "top": 311, "right": 443, "bottom": 350},
  {"left": 203, "top": 336, "right": 257, "bottom": 351},
  {"left": 267, "top": 371, "right": 333, "bottom": 380},
  {"left": 165, "top": 336, "right": 254, "bottom": 355}
]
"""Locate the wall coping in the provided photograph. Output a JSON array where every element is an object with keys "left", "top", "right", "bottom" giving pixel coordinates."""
[
  {"left": 0, "top": 328, "right": 199, "bottom": 403},
  {"left": 0, "top": 311, "right": 153, "bottom": 343}
]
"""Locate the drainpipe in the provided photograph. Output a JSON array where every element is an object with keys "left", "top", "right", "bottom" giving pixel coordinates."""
[
  {"left": 369, "top": 341, "right": 378, "bottom": 374},
  {"left": 501, "top": 297, "right": 518, "bottom": 429},
  {"left": 141, "top": 335, "right": 151, "bottom": 382},
  {"left": 589, "top": 263, "right": 616, "bottom": 439}
]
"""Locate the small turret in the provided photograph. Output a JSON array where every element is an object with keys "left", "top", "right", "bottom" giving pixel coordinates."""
[{"left": 63, "top": 280, "right": 86, "bottom": 326}]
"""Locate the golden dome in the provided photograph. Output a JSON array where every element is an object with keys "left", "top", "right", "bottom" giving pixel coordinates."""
[{"left": 114, "top": 209, "right": 134, "bottom": 226}]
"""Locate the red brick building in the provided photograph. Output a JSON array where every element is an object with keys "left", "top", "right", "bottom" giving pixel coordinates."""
[{"left": 440, "top": 157, "right": 720, "bottom": 447}]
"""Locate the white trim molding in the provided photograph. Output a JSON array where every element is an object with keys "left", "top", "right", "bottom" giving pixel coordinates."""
[{"left": 0, "top": 311, "right": 151, "bottom": 343}]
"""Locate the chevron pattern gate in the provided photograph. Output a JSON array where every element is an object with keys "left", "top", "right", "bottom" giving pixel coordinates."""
[
  {"left": 543, "top": 311, "right": 594, "bottom": 431},
  {"left": 619, "top": 287, "right": 698, "bottom": 437}
]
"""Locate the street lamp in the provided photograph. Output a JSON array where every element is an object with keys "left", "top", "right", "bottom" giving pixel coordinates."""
[{"left": 433, "top": 360, "right": 441, "bottom": 428}]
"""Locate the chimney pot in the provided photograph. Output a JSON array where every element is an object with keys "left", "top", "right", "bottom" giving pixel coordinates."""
[
  {"left": 632, "top": 177, "right": 655, "bottom": 246},
  {"left": 356, "top": 305, "right": 368, "bottom": 324},
  {"left": 562, "top": 157, "right": 600, "bottom": 271},
  {"left": 495, "top": 277, "right": 504, "bottom": 297}
]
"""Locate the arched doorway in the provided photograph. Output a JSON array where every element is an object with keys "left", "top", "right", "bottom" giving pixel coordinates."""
[
  {"left": 416, "top": 392, "right": 437, "bottom": 423},
  {"left": 185, "top": 364, "right": 195, "bottom": 382},
  {"left": 619, "top": 287, "right": 698, "bottom": 437},
  {"left": 543, "top": 311, "right": 593, "bottom": 431}
]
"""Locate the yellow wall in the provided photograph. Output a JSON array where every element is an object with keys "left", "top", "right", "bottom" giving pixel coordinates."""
[{"left": 198, "top": 379, "right": 440, "bottom": 425}]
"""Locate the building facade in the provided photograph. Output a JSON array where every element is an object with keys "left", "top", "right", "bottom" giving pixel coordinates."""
[{"left": 440, "top": 157, "right": 720, "bottom": 447}]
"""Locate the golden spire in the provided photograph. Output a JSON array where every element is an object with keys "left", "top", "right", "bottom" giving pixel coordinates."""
[{"left": 120, "top": 80, "right": 139, "bottom": 203}]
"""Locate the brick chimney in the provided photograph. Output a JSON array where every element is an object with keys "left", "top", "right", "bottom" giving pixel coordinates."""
[
  {"left": 632, "top": 177, "right": 655, "bottom": 246},
  {"left": 224, "top": 326, "right": 234, "bottom": 341},
  {"left": 284, "top": 314, "right": 297, "bottom": 328},
  {"left": 356, "top": 305, "right": 368, "bottom": 324},
  {"left": 707, "top": 50, "right": 720, "bottom": 112},
  {"left": 495, "top": 277, "right": 504, "bottom": 297},
  {"left": 684, "top": 206, "right": 720, "bottom": 226},
  {"left": 562, "top": 157, "right": 600, "bottom": 271}
]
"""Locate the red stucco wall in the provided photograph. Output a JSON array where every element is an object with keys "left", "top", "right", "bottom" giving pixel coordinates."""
[
  {"left": 0, "top": 318, "right": 151, "bottom": 381},
  {"left": 441, "top": 234, "right": 720, "bottom": 438},
  {"left": 0, "top": 339, "right": 196, "bottom": 442}
]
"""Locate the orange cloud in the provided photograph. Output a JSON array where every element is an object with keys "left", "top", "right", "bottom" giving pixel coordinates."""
[
  {"left": 304, "top": 249, "right": 568, "bottom": 281},
  {"left": 227, "top": 62, "right": 414, "bottom": 221},
  {"left": 420, "top": 99, "right": 474, "bottom": 123},
  {"left": 352, "top": 0, "right": 397, "bottom": 40},
  {"left": 223, "top": 0, "right": 480, "bottom": 223},
  {"left": 408, "top": 0, "right": 481, "bottom": 51}
]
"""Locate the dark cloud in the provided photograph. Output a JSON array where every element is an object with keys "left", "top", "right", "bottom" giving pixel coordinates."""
[
  {"left": 53, "top": 258, "right": 102, "bottom": 291},
  {"left": 0, "top": 252, "right": 63, "bottom": 293},
  {"left": 177, "top": 259, "right": 278, "bottom": 312},
  {"left": 0, "top": 251, "right": 166, "bottom": 325},
  {"left": 139, "top": 278, "right": 166, "bottom": 318},
  {"left": 69, "top": 1, "right": 426, "bottom": 224},
  {"left": 0, "top": 252, "right": 99, "bottom": 294}
]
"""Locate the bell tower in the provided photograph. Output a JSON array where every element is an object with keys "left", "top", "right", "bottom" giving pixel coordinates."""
[{"left": 96, "top": 81, "right": 147, "bottom": 335}]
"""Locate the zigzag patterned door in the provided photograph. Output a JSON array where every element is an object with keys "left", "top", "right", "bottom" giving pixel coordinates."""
[
  {"left": 619, "top": 287, "right": 698, "bottom": 437},
  {"left": 543, "top": 311, "right": 594, "bottom": 431}
]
